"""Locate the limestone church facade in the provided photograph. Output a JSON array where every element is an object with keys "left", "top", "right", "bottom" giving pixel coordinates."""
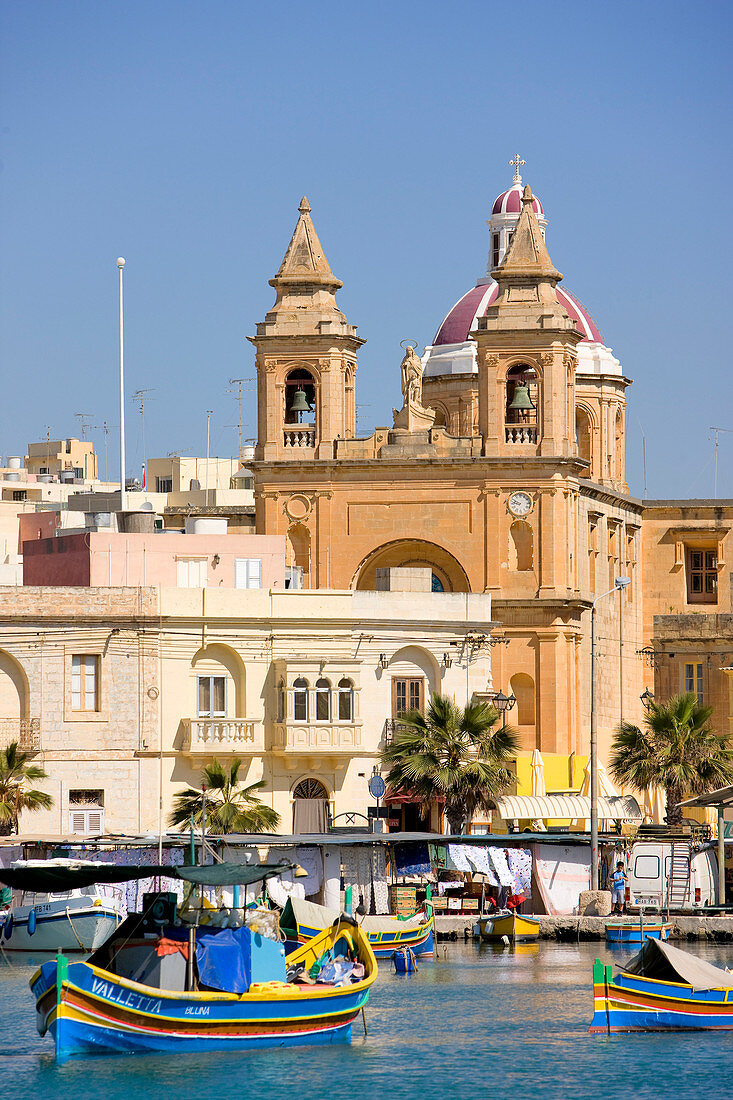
[{"left": 249, "top": 168, "right": 733, "bottom": 786}]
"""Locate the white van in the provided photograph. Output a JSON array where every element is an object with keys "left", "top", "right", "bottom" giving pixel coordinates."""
[{"left": 627, "top": 841, "right": 718, "bottom": 911}]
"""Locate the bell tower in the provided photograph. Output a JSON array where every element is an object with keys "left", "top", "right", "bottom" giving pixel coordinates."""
[
  {"left": 250, "top": 197, "right": 364, "bottom": 461},
  {"left": 473, "top": 185, "right": 582, "bottom": 458}
]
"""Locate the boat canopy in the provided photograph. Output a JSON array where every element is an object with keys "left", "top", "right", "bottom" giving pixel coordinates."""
[
  {"left": 622, "top": 938, "right": 733, "bottom": 991},
  {"left": 492, "top": 794, "right": 642, "bottom": 821},
  {"left": 0, "top": 860, "right": 296, "bottom": 893}
]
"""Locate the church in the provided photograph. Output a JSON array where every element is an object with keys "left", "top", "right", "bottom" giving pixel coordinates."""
[{"left": 249, "top": 160, "right": 733, "bottom": 791}]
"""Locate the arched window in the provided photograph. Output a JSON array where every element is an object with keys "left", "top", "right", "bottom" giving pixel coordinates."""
[
  {"left": 614, "top": 407, "right": 624, "bottom": 481},
  {"left": 509, "top": 521, "right": 533, "bottom": 571},
  {"left": 293, "top": 778, "right": 328, "bottom": 800},
  {"left": 315, "top": 678, "right": 331, "bottom": 721},
  {"left": 293, "top": 677, "right": 309, "bottom": 722},
  {"left": 510, "top": 673, "right": 535, "bottom": 726},
  {"left": 338, "top": 678, "right": 354, "bottom": 721},
  {"left": 284, "top": 369, "right": 316, "bottom": 424},
  {"left": 431, "top": 573, "right": 444, "bottom": 592},
  {"left": 576, "top": 407, "right": 592, "bottom": 466}
]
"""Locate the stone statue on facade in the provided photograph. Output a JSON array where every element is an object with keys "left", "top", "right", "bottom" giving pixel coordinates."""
[{"left": 393, "top": 344, "right": 435, "bottom": 432}]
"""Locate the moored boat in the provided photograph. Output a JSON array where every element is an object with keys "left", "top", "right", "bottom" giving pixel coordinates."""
[
  {"left": 477, "top": 911, "right": 540, "bottom": 943},
  {"left": 605, "top": 919, "right": 672, "bottom": 945},
  {"left": 280, "top": 897, "right": 434, "bottom": 959},
  {"left": 589, "top": 937, "right": 733, "bottom": 1032},
  {"left": 0, "top": 860, "right": 123, "bottom": 953}
]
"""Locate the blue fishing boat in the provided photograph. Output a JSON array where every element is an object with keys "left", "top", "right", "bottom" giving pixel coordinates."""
[
  {"left": 2, "top": 859, "right": 377, "bottom": 1060},
  {"left": 589, "top": 938, "right": 733, "bottom": 1032},
  {"left": 280, "top": 897, "right": 434, "bottom": 959},
  {"left": 605, "top": 919, "right": 672, "bottom": 945}
]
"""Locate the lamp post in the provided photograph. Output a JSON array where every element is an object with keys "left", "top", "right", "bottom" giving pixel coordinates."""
[
  {"left": 116, "top": 258, "right": 126, "bottom": 513},
  {"left": 640, "top": 687, "right": 654, "bottom": 710},
  {"left": 590, "top": 577, "right": 631, "bottom": 889},
  {"left": 490, "top": 689, "right": 516, "bottom": 729}
]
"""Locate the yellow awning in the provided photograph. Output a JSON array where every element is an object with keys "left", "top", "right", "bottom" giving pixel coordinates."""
[{"left": 493, "top": 794, "right": 642, "bottom": 821}]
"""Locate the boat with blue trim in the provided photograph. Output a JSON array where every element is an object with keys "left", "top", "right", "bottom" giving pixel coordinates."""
[
  {"left": 0, "top": 860, "right": 123, "bottom": 952},
  {"left": 3, "top": 857, "right": 378, "bottom": 1059},
  {"left": 280, "top": 896, "right": 434, "bottom": 959},
  {"left": 477, "top": 911, "right": 540, "bottom": 944},
  {"left": 589, "top": 937, "right": 733, "bottom": 1032},
  {"left": 605, "top": 919, "right": 672, "bottom": 945}
]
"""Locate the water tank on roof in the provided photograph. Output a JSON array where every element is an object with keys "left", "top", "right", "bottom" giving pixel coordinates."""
[
  {"left": 185, "top": 517, "right": 228, "bottom": 535},
  {"left": 38, "top": 474, "right": 52, "bottom": 483},
  {"left": 5, "top": 473, "right": 20, "bottom": 482},
  {"left": 190, "top": 479, "right": 201, "bottom": 490},
  {"left": 7, "top": 457, "right": 22, "bottom": 470},
  {"left": 119, "top": 510, "right": 155, "bottom": 534}
]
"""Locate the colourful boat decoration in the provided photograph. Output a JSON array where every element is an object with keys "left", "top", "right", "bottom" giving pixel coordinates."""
[
  {"left": 605, "top": 919, "right": 672, "bottom": 945},
  {"left": 280, "top": 897, "right": 434, "bottom": 959},
  {"left": 477, "top": 911, "right": 540, "bottom": 944},
  {"left": 31, "top": 911, "right": 376, "bottom": 1059},
  {"left": 589, "top": 938, "right": 733, "bottom": 1032}
]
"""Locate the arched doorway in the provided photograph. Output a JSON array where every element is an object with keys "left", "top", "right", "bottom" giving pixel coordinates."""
[{"left": 292, "top": 777, "right": 330, "bottom": 833}]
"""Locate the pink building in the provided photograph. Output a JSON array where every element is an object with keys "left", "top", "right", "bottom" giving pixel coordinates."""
[{"left": 22, "top": 525, "right": 286, "bottom": 590}]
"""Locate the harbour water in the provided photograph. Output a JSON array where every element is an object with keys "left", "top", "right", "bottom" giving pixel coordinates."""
[{"left": 2, "top": 940, "right": 732, "bottom": 1099}]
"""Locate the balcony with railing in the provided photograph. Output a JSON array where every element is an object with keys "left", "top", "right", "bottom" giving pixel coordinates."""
[
  {"left": 0, "top": 718, "right": 41, "bottom": 754},
  {"left": 383, "top": 718, "right": 409, "bottom": 745},
  {"left": 181, "top": 718, "right": 260, "bottom": 756}
]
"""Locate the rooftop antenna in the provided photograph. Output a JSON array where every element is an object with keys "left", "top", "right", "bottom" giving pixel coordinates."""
[
  {"left": 205, "top": 410, "right": 213, "bottom": 507},
  {"left": 227, "top": 378, "right": 254, "bottom": 457},
  {"left": 711, "top": 427, "right": 733, "bottom": 498},
  {"left": 133, "top": 389, "right": 155, "bottom": 483},
  {"left": 74, "top": 412, "right": 94, "bottom": 441},
  {"left": 93, "top": 420, "right": 118, "bottom": 483},
  {"left": 635, "top": 416, "right": 648, "bottom": 499},
  {"left": 356, "top": 403, "right": 372, "bottom": 435},
  {"left": 116, "top": 257, "right": 127, "bottom": 511}
]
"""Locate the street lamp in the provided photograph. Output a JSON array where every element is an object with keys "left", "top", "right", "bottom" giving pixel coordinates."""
[
  {"left": 590, "top": 576, "right": 630, "bottom": 890},
  {"left": 640, "top": 687, "right": 655, "bottom": 710},
  {"left": 489, "top": 689, "right": 516, "bottom": 728}
]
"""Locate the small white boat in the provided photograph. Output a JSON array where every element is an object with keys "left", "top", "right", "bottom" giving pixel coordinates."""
[{"left": 0, "top": 859, "right": 123, "bottom": 953}]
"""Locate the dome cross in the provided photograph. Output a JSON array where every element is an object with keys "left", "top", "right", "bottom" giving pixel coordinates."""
[{"left": 509, "top": 154, "right": 526, "bottom": 183}]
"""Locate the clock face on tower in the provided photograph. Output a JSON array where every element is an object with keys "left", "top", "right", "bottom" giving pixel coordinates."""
[{"left": 508, "top": 491, "right": 532, "bottom": 517}]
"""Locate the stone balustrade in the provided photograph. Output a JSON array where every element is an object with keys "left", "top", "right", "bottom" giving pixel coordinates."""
[
  {"left": 283, "top": 429, "right": 316, "bottom": 448},
  {"left": 505, "top": 424, "right": 538, "bottom": 444},
  {"left": 181, "top": 718, "right": 259, "bottom": 755}
]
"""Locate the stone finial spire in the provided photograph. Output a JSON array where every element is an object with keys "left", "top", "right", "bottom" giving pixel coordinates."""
[
  {"left": 494, "top": 185, "right": 562, "bottom": 283},
  {"left": 270, "top": 195, "right": 342, "bottom": 291}
]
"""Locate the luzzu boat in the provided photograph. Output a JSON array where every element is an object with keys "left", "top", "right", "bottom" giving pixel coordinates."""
[
  {"left": 2, "top": 859, "right": 377, "bottom": 1059},
  {"left": 589, "top": 938, "right": 733, "bottom": 1032},
  {"left": 477, "top": 911, "right": 540, "bottom": 944},
  {"left": 605, "top": 919, "right": 672, "bottom": 945},
  {"left": 280, "top": 896, "right": 434, "bottom": 959}
]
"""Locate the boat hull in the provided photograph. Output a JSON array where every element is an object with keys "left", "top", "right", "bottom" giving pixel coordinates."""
[
  {"left": 1, "top": 905, "right": 119, "bottom": 953},
  {"left": 289, "top": 918, "right": 433, "bottom": 959},
  {"left": 32, "top": 922, "right": 377, "bottom": 1058},
  {"left": 478, "top": 913, "right": 540, "bottom": 943},
  {"left": 589, "top": 961, "right": 733, "bottom": 1032},
  {"left": 605, "top": 922, "right": 671, "bottom": 945}
]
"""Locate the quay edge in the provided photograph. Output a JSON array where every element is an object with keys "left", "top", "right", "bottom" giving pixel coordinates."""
[{"left": 434, "top": 914, "right": 733, "bottom": 942}]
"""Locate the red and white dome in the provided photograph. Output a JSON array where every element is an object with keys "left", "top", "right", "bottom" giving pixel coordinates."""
[
  {"left": 491, "top": 184, "right": 544, "bottom": 218},
  {"left": 433, "top": 280, "right": 604, "bottom": 346}
]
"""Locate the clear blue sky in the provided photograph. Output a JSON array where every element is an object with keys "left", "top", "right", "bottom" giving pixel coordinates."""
[{"left": 1, "top": 0, "right": 732, "bottom": 497}]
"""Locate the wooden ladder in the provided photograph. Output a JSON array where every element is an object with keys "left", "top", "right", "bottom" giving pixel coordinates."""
[{"left": 666, "top": 840, "right": 691, "bottom": 911}]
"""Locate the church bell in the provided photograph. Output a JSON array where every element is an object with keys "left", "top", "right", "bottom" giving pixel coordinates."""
[
  {"left": 290, "top": 388, "right": 312, "bottom": 414},
  {"left": 508, "top": 382, "right": 534, "bottom": 412}
]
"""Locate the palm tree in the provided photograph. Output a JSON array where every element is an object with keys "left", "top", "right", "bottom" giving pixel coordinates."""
[
  {"left": 0, "top": 741, "right": 53, "bottom": 836},
  {"left": 168, "top": 757, "right": 280, "bottom": 834},
  {"left": 609, "top": 693, "right": 733, "bottom": 827},
  {"left": 381, "top": 693, "right": 519, "bottom": 834}
]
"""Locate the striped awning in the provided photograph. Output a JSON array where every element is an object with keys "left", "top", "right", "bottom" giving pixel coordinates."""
[{"left": 492, "top": 794, "right": 642, "bottom": 821}]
